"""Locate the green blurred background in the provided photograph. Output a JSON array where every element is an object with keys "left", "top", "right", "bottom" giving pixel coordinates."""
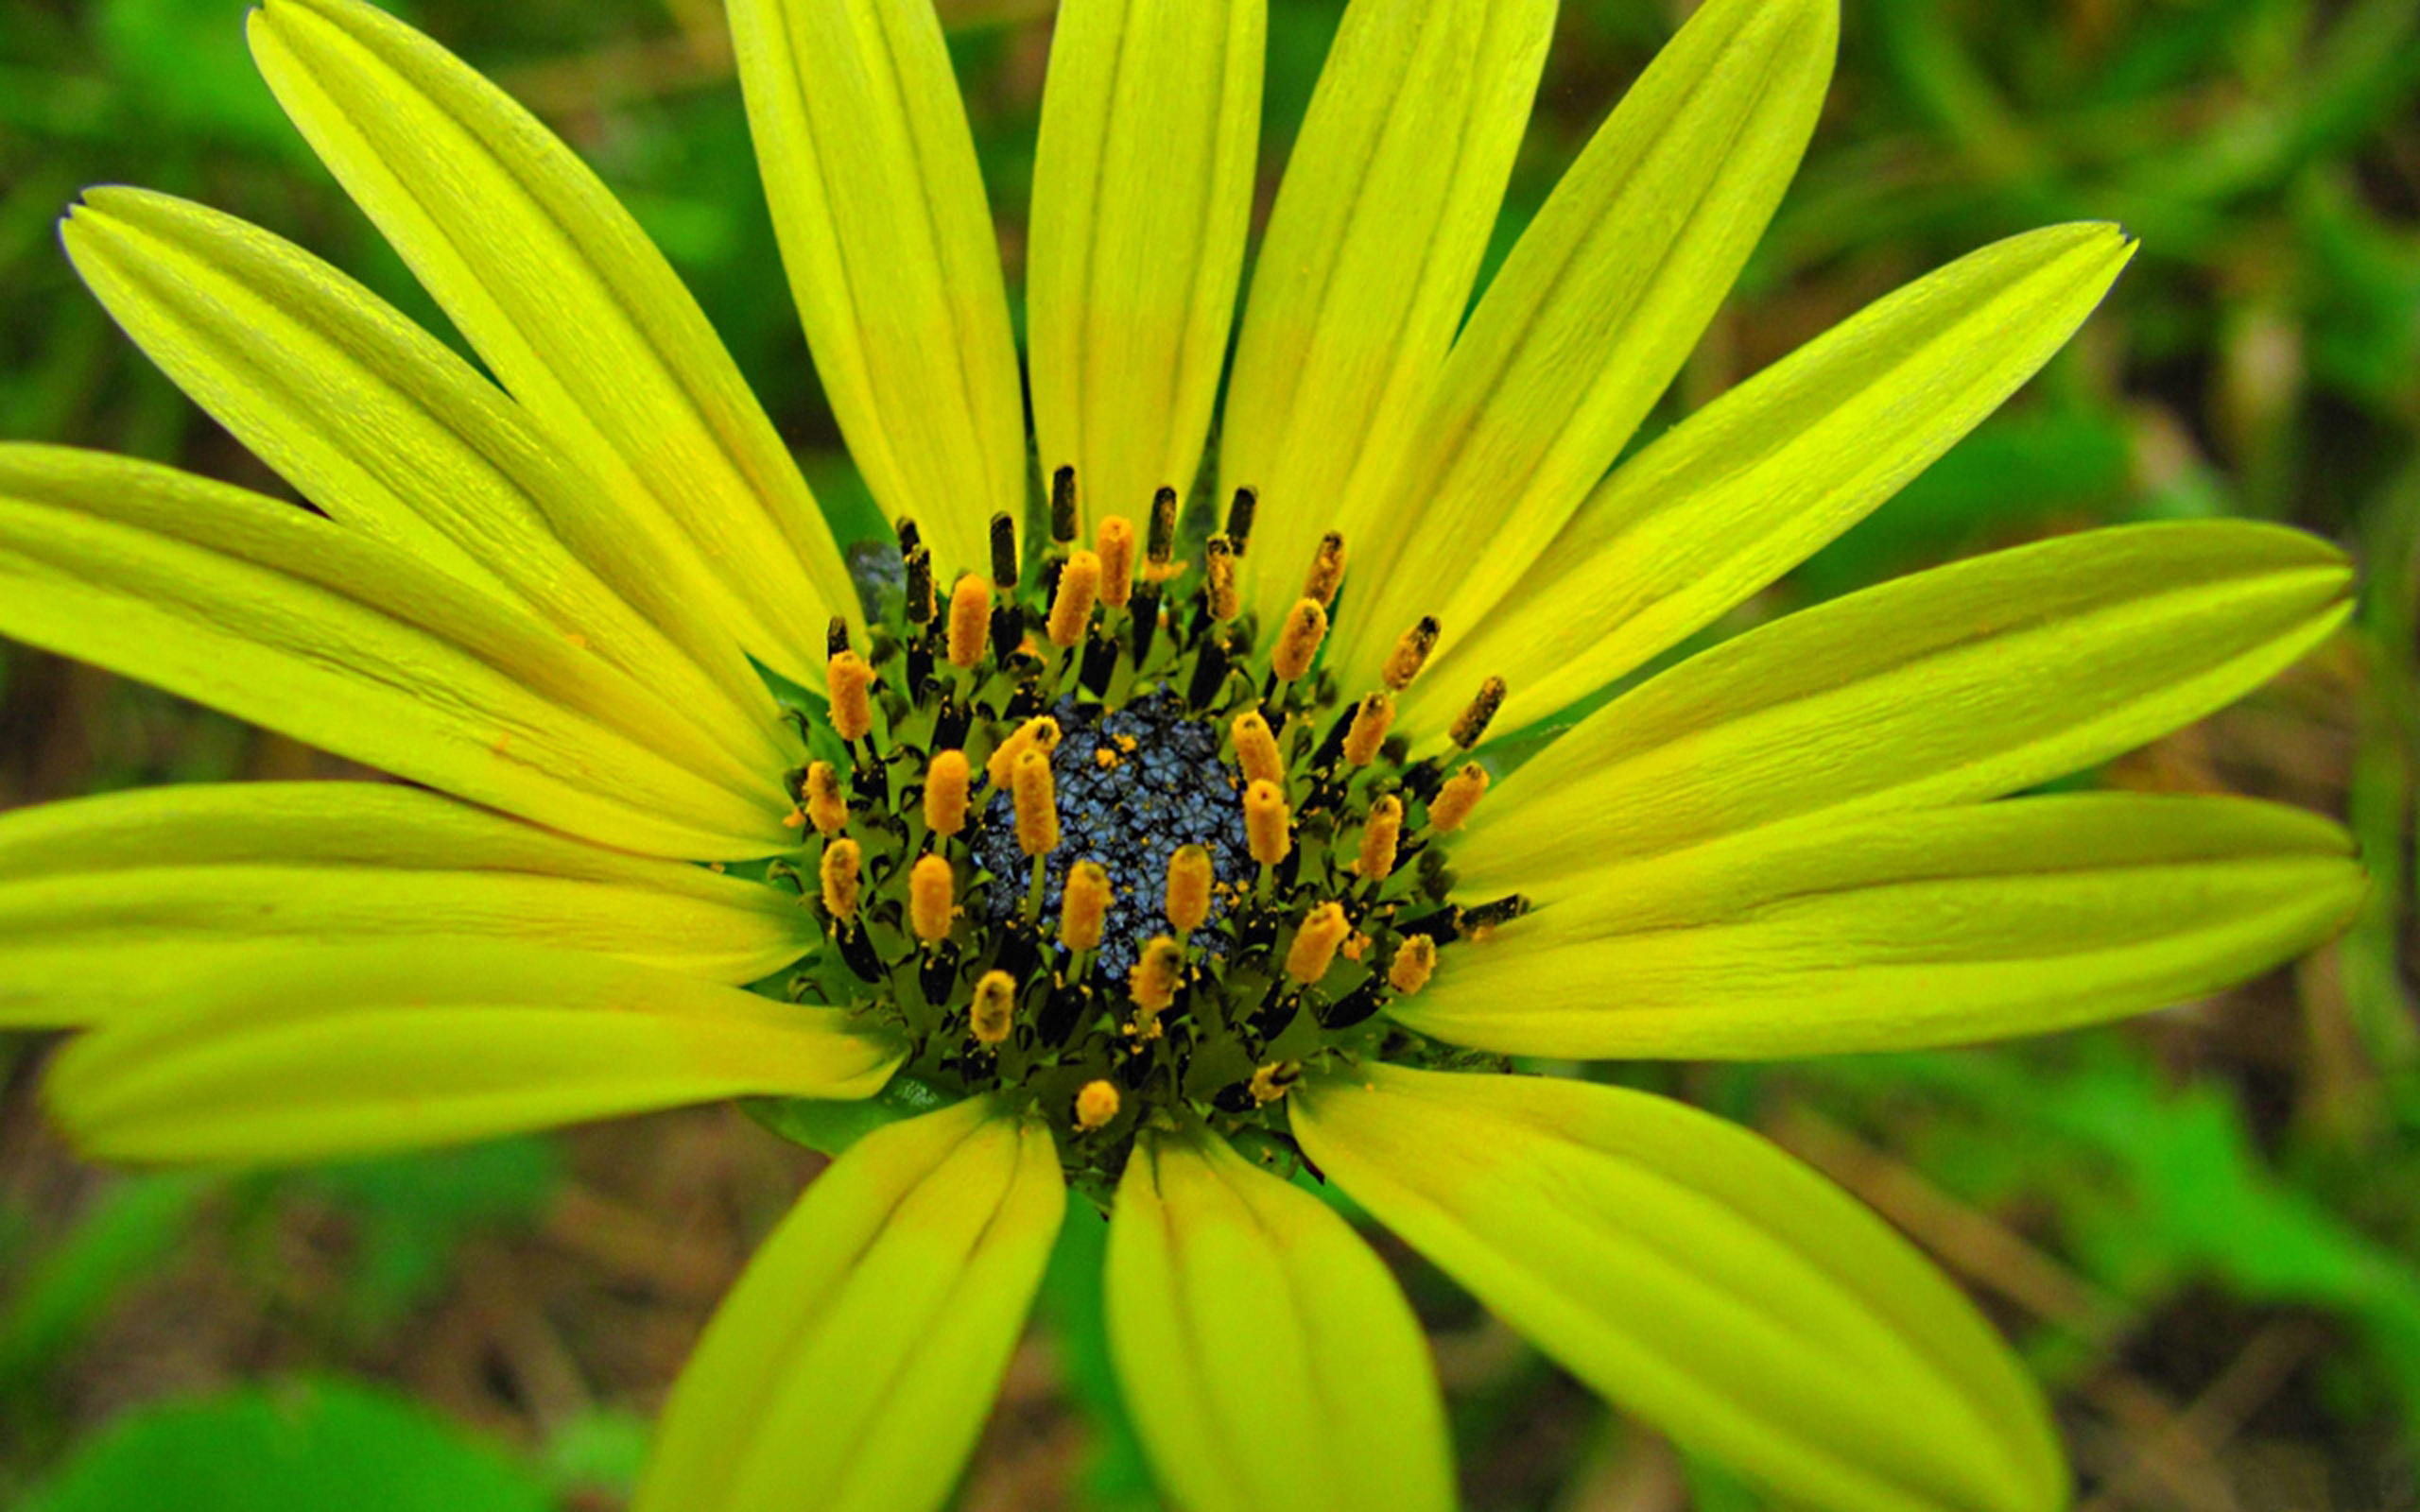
[{"left": 4, "top": 0, "right": 2419, "bottom": 1506}]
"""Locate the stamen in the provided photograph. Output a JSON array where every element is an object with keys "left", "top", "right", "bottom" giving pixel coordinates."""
[
  {"left": 971, "top": 969, "right": 1016, "bottom": 1046},
  {"left": 1382, "top": 616, "right": 1440, "bottom": 691},
  {"left": 1286, "top": 901, "right": 1349, "bottom": 984},
  {"left": 1429, "top": 762, "right": 1489, "bottom": 833},
  {"left": 894, "top": 515, "right": 923, "bottom": 556},
  {"left": 1013, "top": 748, "right": 1061, "bottom": 855},
  {"left": 925, "top": 750, "right": 970, "bottom": 836},
  {"left": 828, "top": 650, "right": 874, "bottom": 742},
  {"left": 1244, "top": 779, "right": 1291, "bottom": 866},
  {"left": 1231, "top": 710, "right": 1284, "bottom": 788},
  {"left": 820, "top": 839, "right": 862, "bottom": 920},
  {"left": 1061, "top": 860, "right": 1112, "bottom": 952},
  {"left": 1075, "top": 1078, "right": 1121, "bottom": 1132},
  {"left": 1388, "top": 934, "right": 1437, "bottom": 994},
  {"left": 804, "top": 761, "right": 849, "bottom": 836},
  {"left": 1450, "top": 676, "right": 1507, "bottom": 749},
  {"left": 1165, "top": 845, "right": 1213, "bottom": 934},
  {"left": 1303, "top": 531, "right": 1347, "bottom": 607},
  {"left": 947, "top": 575, "right": 992, "bottom": 669},
  {"left": 909, "top": 853, "right": 956, "bottom": 943},
  {"left": 1248, "top": 1061, "right": 1299, "bottom": 1105},
  {"left": 826, "top": 617, "right": 851, "bottom": 658},
  {"left": 1224, "top": 487, "right": 1256, "bottom": 557},
  {"left": 1048, "top": 549, "right": 1101, "bottom": 648},
  {"left": 904, "top": 543, "right": 934, "bottom": 624},
  {"left": 1270, "top": 599, "right": 1328, "bottom": 681},
  {"left": 1147, "top": 486, "right": 1178, "bottom": 565},
  {"left": 1341, "top": 693, "right": 1393, "bottom": 767},
  {"left": 990, "top": 510, "right": 1020, "bottom": 590},
  {"left": 986, "top": 715, "right": 1062, "bottom": 788},
  {"left": 1097, "top": 515, "right": 1137, "bottom": 610},
  {"left": 1204, "top": 535, "right": 1239, "bottom": 621},
  {"left": 1131, "top": 936, "right": 1183, "bottom": 1016},
  {"left": 1050, "top": 465, "right": 1078, "bottom": 543},
  {"left": 1356, "top": 794, "right": 1403, "bottom": 882}
]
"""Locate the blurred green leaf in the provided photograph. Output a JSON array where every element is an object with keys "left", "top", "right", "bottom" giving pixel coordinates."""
[
  {"left": 293, "top": 1138, "right": 561, "bottom": 1331},
  {"left": 93, "top": 0, "right": 297, "bottom": 151},
  {"left": 0, "top": 1174, "right": 211, "bottom": 1397}
]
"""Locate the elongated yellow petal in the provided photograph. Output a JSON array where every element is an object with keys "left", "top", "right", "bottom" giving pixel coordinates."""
[
  {"left": 1221, "top": 0, "right": 1554, "bottom": 627},
  {"left": 249, "top": 0, "right": 852, "bottom": 683},
  {"left": 1107, "top": 1123, "right": 1454, "bottom": 1512},
  {"left": 1407, "top": 223, "right": 2137, "bottom": 736},
  {"left": 0, "top": 782, "right": 814, "bottom": 1027},
  {"left": 637, "top": 1098, "right": 1063, "bottom": 1512},
  {"left": 60, "top": 188, "right": 788, "bottom": 766},
  {"left": 1329, "top": 0, "right": 1837, "bottom": 683},
  {"left": 46, "top": 943, "right": 899, "bottom": 1163},
  {"left": 1293, "top": 1066, "right": 2065, "bottom": 1512},
  {"left": 729, "top": 0, "right": 1022, "bottom": 580},
  {"left": 0, "top": 447, "right": 790, "bottom": 859},
  {"left": 1407, "top": 795, "right": 2361, "bottom": 1057},
  {"left": 1028, "top": 0, "right": 1264, "bottom": 533},
  {"left": 1462, "top": 521, "right": 2351, "bottom": 894}
]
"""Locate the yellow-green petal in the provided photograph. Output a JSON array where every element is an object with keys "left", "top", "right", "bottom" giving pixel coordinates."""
[
  {"left": 1462, "top": 520, "right": 2351, "bottom": 896},
  {"left": 45, "top": 942, "right": 900, "bottom": 1164},
  {"left": 0, "top": 446, "right": 790, "bottom": 859},
  {"left": 637, "top": 1097, "right": 1063, "bottom": 1512},
  {"left": 1028, "top": 0, "right": 1264, "bottom": 533},
  {"left": 249, "top": 0, "right": 853, "bottom": 683},
  {"left": 729, "top": 0, "right": 1023, "bottom": 579},
  {"left": 1292, "top": 1066, "right": 2065, "bottom": 1512},
  {"left": 1221, "top": 0, "right": 1555, "bottom": 627},
  {"left": 1406, "top": 795, "right": 2361, "bottom": 1058},
  {"left": 1407, "top": 222, "right": 2138, "bottom": 736},
  {"left": 1329, "top": 0, "right": 1837, "bottom": 683},
  {"left": 1106, "top": 1123, "right": 1454, "bottom": 1512},
  {"left": 60, "top": 187, "right": 788, "bottom": 765},
  {"left": 0, "top": 782, "right": 815, "bottom": 1027}
]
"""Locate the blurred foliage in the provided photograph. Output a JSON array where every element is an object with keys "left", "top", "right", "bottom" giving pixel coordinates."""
[{"left": 2, "top": 0, "right": 2418, "bottom": 1507}]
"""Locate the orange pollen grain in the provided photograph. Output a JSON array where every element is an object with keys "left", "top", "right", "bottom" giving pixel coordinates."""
[
  {"left": 970, "top": 969, "right": 1016, "bottom": 1046},
  {"left": 827, "top": 650, "right": 874, "bottom": 742},
  {"left": 1075, "top": 1079, "right": 1120, "bottom": 1132},
  {"left": 946, "top": 574, "right": 992, "bottom": 669},
  {"left": 1230, "top": 710, "right": 1284, "bottom": 788},
  {"left": 986, "top": 716, "right": 1062, "bottom": 789},
  {"left": 819, "top": 839, "right": 861, "bottom": 920},
  {"left": 1205, "top": 535, "right": 1239, "bottom": 621},
  {"left": 1130, "top": 936, "right": 1184, "bottom": 1015},
  {"left": 1382, "top": 616, "right": 1440, "bottom": 691},
  {"left": 1302, "top": 530, "right": 1347, "bottom": 607},
  {"left": 908, "top": 853, "right": 956, "bottom": 944},
  {"left": 1341, "top": 693, "right": 1394, "bottom": 766},
  {"left": 1286, "top": 902, "right": 1350, "bottom": 985},
  {"left": 1429, "top": 763, "right": 1489, "bottom": 833},
  {"left": 1389, "top": 934, "right": 1437, "bottom": 994},
  {"left": 924, "top": 750, "right": 970, "bottom": 836},
  {"left": 1271, "top": 599, "right": 1327, "bottom": 681},
  {"left": 1013, "top": 748, "right": 1060, "bottom": 855},
  {"left": 1061, "top": 861, "right": 1112, "bottom": 952},
  {"left": 1096, "top": 516, "right": 1137, "bottom": 610},
  {"left": 1047, "top": 549, "right": 1101, "bottom": 648},
  {"left": 1356, "top": 795, "right": 1404, "bottom": 882},
  {"left": 1244, "top": 780, "right": 1291, "bottom": 866},
  {"left": 1165, "top": 845, "right": 1213, "bottom": 935},
  {"left": 804, "top": 761, "right": 849, "bottom": 836}
]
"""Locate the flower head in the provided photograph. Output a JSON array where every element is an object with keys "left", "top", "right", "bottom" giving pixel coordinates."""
[{"left": 0, "top": 0, "right": 2366, "bottom": 1509}]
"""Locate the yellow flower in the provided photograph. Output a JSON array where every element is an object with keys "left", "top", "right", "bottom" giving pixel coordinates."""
[{"left": 0, "top": 0, "right": 2366, "bottom": 1510}]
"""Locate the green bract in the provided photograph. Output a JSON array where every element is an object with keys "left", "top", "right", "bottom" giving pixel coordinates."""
[{"left": 0, "top": 0, "right": 2367, "bottom": 1508}]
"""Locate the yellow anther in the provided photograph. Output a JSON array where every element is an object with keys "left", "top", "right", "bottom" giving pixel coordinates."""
[
  {"left": 1047, "top": 548, "right": 1101, "bottom": 648},
  {"left": 1204, "top": 534, "right": 1239, "bottom": 621},
  {"left": 924, "top": 749, "right": 970, "bottom": 836},
  {"left": 970, "top": 969, "right": 1017, "bottom": 1046},
  {"left": 1356, "top": 794, "right": 1404, "bottom": 882},
  {"left": 1075, "top": 1078, "right": 1121, "bottom": 1132},
  {"left": 1388, "top": 934, "right": 1437, "bottom": 995},
  {"left": 804, "top": 761, "right": 849, "bottom": 836},
  {"left": 1382, "top": 616, "right": 1440, "bottom": 691},
  {"left": 1429, "top": 762, "right": 1490, "bottom": 833},
  {"left": 1450, "top": 676, "right": 1508, "bottom": 749},
  {"left": 1148, "top": 487, "right": 1179, "bottom": 564},
  {"left": 827, "top": 649, "right": 874, "bottom": 742},
  {"left": 909, "top": 853, "right": 956, "bottom": 944},
  {"left": 1061, "top": 860, "right": 1112, "bottom": 952},
  {"left": 1303, "top": 530, "right": 1347, "bottom": 607},
  {"left": 1097, "top": 515, "right": 1137, "bottom": 610},
  {"left": 1130, "top": 936, "right": 1184, "bottom": 1016},
  {"left": 1341, "top": 692, "right": 1394, "bottom": 767},
  {"left": 1244, "top": 779, "right": 1292, "bottom": 867},
  {"left": 819, "top": 838, "right": 861, "bottom": 921},
  {"left": 986, "top": 715, "right": 1063, "bottom": 788},
  {"left": 1165, "top": 845, "right": 1213, "bottom": 935},
  {"left": 1270, "top": 598, "right": 1328, "bottom": 681},
  {"left": 1013, "top": 747, "right": 1060, "bottom": 855},
  {"left": 1230, "top": 709, "right": 1284, "bottom": 789},
  {"left": 946, "top": 574, "right": 992, "bottom": 669},
  {"left": 1286, "top": 901, "right": 1350, "bottom": 985},
  {"left": 1248, "top": 1061, "right": 1301, "bottom": 1106}
]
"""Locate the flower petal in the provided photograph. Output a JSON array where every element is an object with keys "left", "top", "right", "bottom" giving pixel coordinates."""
[
  {"left": 728, "top": 0, "right": 1023, "bottom": 580},
  {"left": 636, "top": 1097, "right": 1063, "bottom": 1512},
  {"left": 1105, "top": 1123, "right": 1455, "bottom": 1512},
  {"left": 1461, "top": 521, "right": 2351, "bottom": 896},
  {"left": 45, "top": 942, "right": 900, "bottom": 1164},
  {"left": 248, "top": 0, "right": 853, "bottom": 683},
  {"left": 1028, "top": 0, "right": 1264, "bottom": 532},
  {"left": 1220, "top": 0, "right": 1554, "bottom": 627},
  {"left": 60, "top": 187, "right": 788, "bottom": 765},
  {"left": 1329, "top": 0, "right": 1837, "bottom": 684},
  {"left": 0, "top": 782, "right": 815, "bottom": 1028},
  {"left": 0, "top": 447, "right": 790, "bottom": 859},
  {"left": 1405, "top": 795, "right": 2361, "bottom": 1058},
  {"left": 1407, "top": 222, "right": 2137, "bottom": 736},
  {"left": 1292, "top": 1065, "right": 2065, "bottom": 1512}
]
